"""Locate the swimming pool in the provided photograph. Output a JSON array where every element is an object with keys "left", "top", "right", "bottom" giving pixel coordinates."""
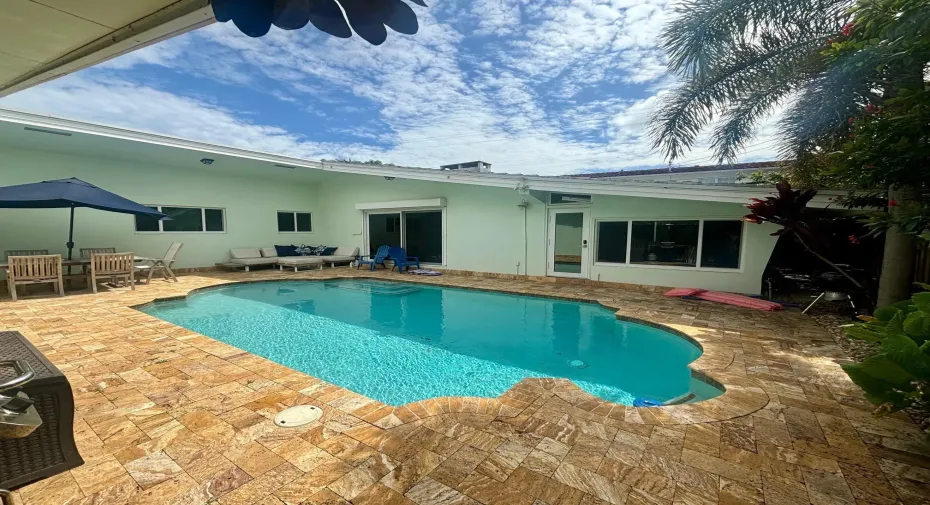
[{"left": 140, "top": 279, "right": 721, "bottom": 406}]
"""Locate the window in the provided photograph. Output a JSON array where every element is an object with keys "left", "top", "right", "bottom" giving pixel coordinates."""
[
  {"left": 594, "top": 218, "right": 743, "bottom": 270},
  {"left": 630, "top": 220, "right": 699, "bottom": 267},
  {"left": 277, "top": 211, "right": 312, "bottom": 233},
  {"left": 549, "top": 193, "right": 592, "bottom": 205},
  {"left": 135, "top": 206, "right": 225, "bottom": 233},
  {"left": 596, "top": 221, "right": 628, "bottom": 264},
  {"left": 700, "top": 220, "right": 742, "bottom": 268}
]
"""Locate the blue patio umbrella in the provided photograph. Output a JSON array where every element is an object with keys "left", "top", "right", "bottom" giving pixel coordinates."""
[{"left": 0, "top": 178, "right": 166, "bottom": 261}]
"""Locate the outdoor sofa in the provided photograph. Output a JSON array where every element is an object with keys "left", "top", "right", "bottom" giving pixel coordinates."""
[{"left": 221, "top": 246, "right": 359, "bottom": 272}]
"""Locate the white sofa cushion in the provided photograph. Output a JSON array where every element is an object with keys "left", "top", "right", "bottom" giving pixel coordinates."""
[
  {"left": 229, "top": 257, "right": 279, "bottom": 266},
  {"left": 332, "top": 247, "right": 359, "bottom": 257},
  {"left": 230, "top": 248, "right": 262, "bottom": 259},
  {"left": 277, "top": 256, "right": 324, "bottom": 265},
  {"left": 260, "top": 247, "right": 277, "bottom": 258}
]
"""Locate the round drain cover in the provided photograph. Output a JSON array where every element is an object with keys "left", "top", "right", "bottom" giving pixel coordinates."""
[
  {"left": 274, "top": 405, "right": 322, "bottom": 427},
  {"left": 567, "top": 359, "right": 588, "bottom": 369}
]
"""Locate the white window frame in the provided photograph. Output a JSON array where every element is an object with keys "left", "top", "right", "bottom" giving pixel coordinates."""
[
  {"left": 135, "top": 205, "right": 226, "bottom": 234},
  {"left": 362, "top": 207, "right": 447, "bottom": 266},
  {"left": 277, "top": 211, "right": 313, "bottom": 233},
  {"left": 592, "top": 218, "right": 745, "bottom": 272}
]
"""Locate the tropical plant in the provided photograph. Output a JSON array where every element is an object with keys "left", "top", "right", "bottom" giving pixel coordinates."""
[
  {"left": 743, "top": 181, "right": 865, "bottom": 290},
  {"left": 843, "top": 288, "right": 930, "bottom": 424},
  {"left": 650, "top": 0, "right": 930, "bottom": 307}
]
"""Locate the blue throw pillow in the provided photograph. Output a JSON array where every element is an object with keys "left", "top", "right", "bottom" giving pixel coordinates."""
[
  {"left": 321, "top": 247, "right": 338, "bottom": 256},
  {"left": 275, "top": 245, "right": 298, "bottom": 257}
]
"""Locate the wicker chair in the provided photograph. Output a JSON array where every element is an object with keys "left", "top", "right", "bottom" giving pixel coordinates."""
[
  {"left": 7, "top": 256, "right": 63, "bottom": 302},
  {"left": 87, "top": 253, "right": 135, "bottom": 294},
  {"left": 0, "top": 331, "right": 83, "bottom": 490}
]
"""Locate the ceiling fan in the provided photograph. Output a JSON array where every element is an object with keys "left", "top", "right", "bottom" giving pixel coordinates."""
[{"left": 212, "top": 0, "right": 428, "bottom": 45}]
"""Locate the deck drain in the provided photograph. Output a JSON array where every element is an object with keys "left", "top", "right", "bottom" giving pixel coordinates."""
[
  {"left": 274, "top": 405, "right": 322, "bottom": 427},
  {"left": 567, "top": 359, "right": 588, "bottom": 369}
]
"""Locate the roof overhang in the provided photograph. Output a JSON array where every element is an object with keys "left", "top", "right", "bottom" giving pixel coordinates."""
[
  {"left": 0, "top": 108, "right": 845, "bottom": 207},
  {"left": 0, "top": 0, "right": 214, "bottom": 97}
]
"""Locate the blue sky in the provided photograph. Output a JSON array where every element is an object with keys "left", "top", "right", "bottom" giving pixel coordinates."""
[{"left": 0, "top": 0, "right": 781, "bottom": 176}]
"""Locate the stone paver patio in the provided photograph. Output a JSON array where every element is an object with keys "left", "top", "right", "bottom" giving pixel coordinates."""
[{"left": 3, "top": 268, "right": 928, "bottom": 505}]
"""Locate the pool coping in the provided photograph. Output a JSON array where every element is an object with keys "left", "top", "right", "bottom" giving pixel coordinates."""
[{"left": 130, "top": 275, "right": 770, "bottom": 426}]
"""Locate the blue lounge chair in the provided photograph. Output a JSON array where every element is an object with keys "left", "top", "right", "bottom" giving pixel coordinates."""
[
  {"left": 388, "top": 246, "right": 420, "bottom": 272},
  {"left": 357, "top": 245, "right": 390, "bottom": 271}
]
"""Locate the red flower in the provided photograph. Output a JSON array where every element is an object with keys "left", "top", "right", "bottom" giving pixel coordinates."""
[
  {"left": 889, "top": 199, "right": 898, "bottom": 207},
  {"left": 847, "top": 117, "right": 855, "bottom": 124},
  {"left": 841, "top": 22, "right": 854, "bottom": 36},
  {"left": 848, "top": 235, "right": 860, "bottom": 244},
  {"left": 865, "top": 103, "right": 878, "bottom": 113}
]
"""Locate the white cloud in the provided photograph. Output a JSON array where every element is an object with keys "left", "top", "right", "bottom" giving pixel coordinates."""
[{"left": 0, "top": 0, "right": 786, "bottom": 176}]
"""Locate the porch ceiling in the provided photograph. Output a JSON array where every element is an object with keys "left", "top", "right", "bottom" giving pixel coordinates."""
[{"left": 0, "top": 0, "right": 213, "bottom": 97}]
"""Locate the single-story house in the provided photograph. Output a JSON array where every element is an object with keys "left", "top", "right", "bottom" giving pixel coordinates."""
[{"left": 0, "top": 108, "right": 840, "bottom": 294}]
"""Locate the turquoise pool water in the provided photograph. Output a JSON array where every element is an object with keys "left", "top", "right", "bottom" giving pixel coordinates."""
[{"left": 141, "top": 280, "right": 721, "bottom": 406}]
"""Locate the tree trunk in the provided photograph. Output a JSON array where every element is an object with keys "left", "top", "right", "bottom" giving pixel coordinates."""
[{"left": 876, "top": 185, "right": 920, "bottom": 308}]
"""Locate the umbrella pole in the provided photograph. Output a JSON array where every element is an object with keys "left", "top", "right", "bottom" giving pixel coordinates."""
[{"left": 66, "top": 206, "right": 75, "bottom": 276}]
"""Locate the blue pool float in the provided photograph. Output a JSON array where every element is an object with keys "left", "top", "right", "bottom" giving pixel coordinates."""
[{"left": 633, "top": 397, "right": 663, "bottom": 407}]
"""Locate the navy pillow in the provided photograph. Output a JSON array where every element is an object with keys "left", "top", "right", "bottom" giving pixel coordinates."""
[
  {"left": 275, "top": 245, "right": 297, "bottom": 257},
  {"left": 321, "top": 246, "right": 338, "bottom": 256}
]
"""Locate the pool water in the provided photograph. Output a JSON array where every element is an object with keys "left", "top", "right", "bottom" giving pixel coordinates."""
[{"left": 141, "top": 280, "right": 721, "bottom": 406}]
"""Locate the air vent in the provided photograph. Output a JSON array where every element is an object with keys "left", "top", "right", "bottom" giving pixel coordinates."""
[{"left": 24, "top": 127, "right": 72, "bottom": 137}]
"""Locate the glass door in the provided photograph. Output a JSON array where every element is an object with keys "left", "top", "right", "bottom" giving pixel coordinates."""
[
  {"left": 366, "top": 210, "right": 444, "bottom": 264},
  {"left": 547, "top": 209, "right": 589, "bottom": 278},
  {"left": 367, "top": 213, "right": 401, "bottom": 255}
]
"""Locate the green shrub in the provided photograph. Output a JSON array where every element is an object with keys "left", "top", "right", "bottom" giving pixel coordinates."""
[{"left": 842, "top": 288, "right": 930, "bottom": 416}]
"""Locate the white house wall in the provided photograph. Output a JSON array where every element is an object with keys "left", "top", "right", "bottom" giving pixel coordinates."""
[
  {"left": 0, "top": 145, "right": 779, "bottom": 293},
  {"left": 0, "top": 145, "right": 319, "bottom": 269}
]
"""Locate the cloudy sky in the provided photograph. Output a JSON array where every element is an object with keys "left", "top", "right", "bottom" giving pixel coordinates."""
[{"left": 0, "top": 0, "right": 782, "bottom": 176}]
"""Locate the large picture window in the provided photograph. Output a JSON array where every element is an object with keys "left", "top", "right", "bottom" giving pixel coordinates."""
[
  {"left": 630, "top": 220, "right": 699, "bottom": 267},
  {"left": 700, "top": 220, "right": 742, "bottom": 268},
  {"left": 596, "top": 221, "right": 628, "bottom": 264},
  {"left": 135, "top": 206, "right": 225, "bottom": 233},
  {"left": 594, "top": 219, "right": 743, "bottom": 270}
]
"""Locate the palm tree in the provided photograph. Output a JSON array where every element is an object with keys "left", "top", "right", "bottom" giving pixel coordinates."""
[{"left": 649, "top": 0, "right": 930, "bottom": 307}]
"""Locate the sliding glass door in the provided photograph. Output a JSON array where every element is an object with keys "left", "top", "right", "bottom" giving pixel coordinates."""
[
  {"left": 367, "top": 210, "right": 443, "bottom": 264},
  {"left": 367, "top": 213, "right": 401, "bottom": 255},
  {"left": 404, "top": 211, "right": 442, "bottom": 263}
]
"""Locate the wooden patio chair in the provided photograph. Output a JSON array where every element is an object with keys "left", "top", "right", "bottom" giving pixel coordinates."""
[
  {"left": 7, "top": 255, "right": 63, "bottom": 301},
  {"left": 87, "top": 253, "right": 135, "bottom": 294},
  {"left": 79, "top": 247, "right": 116, "bottom": 273}
]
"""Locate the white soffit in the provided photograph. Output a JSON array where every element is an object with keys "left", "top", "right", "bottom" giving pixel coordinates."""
[
  {"left": 355, "top": 198, "right": 447, "bottom": 211},
  {"left": 0, "top": 0, "right": 214, "bottom": 96}
]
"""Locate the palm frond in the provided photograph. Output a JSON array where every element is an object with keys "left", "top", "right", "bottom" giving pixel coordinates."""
[
  {"left": 663, "top": 0, "right": 851, "bottom": 77},
  {"left": 650, "top": 37, "right": 825, "bottom": 160}
]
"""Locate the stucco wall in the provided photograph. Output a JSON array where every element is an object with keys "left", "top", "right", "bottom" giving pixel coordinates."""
[
  {"left": 314, "top": 173, "right": 547, "bottom": 276},
  {"left": 0, "top": 145, "right": 778, "bottom": 293},
  {"left": 0, "top": 146, "right": 318, "bottom": 270}
]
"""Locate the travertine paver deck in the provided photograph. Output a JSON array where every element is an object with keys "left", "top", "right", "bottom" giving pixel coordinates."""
[{"left": 3, "top": 268, "right": 928, "bottom": 505}]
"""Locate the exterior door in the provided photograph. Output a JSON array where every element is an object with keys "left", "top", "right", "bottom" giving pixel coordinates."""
[{"left": 547, "top": 209, "right": 590, "bottom": 278}]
